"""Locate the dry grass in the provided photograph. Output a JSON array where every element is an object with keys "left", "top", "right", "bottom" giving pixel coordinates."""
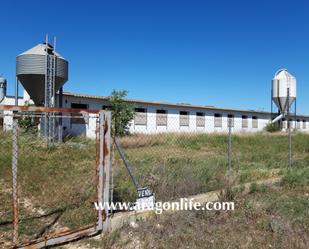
[
  {"left": 113, "top": 132, "right": 309, "bottom": 202},
  {"left": 80, "top": 181, "right": 309, "bottom": 249}
]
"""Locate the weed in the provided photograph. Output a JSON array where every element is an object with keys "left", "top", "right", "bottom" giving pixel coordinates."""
[{"left": 281, "top": 167, "right": 309, "bottom": 189}]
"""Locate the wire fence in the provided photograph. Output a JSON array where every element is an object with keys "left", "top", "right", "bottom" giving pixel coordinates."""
[
  {"left": 0, "top": 107, "right": 111, "bottom": 248},
  {"left": 1, "top": 107, "right": 307, "bottom": 248},
  {"left": 112, "top": 115, "right": 303, "bottom": 203}
]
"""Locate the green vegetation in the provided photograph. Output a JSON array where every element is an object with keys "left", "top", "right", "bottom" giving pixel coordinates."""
[
  {"left": 281, "top": 167, "right": 309, "bottom": 189},
  {"left": 264, "top": 122, "right": 281, "bottom": 132},
  {"left": 18, "top": 116, "right": 33, "bottom": 130},
  {"left": 106, "top": 90, "right": 135, "bottom": 136}
]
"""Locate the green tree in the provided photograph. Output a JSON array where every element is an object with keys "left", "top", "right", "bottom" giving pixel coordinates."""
[{"left": 107, "top": 90, "right": 135, "bottom": 136}]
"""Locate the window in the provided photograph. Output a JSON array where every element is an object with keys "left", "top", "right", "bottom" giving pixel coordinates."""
[
  {"left": 180, "top": 111, "right": 189, "bottom": 126},
  {"left": 102, "top": 105, "right": 111, "bottom": 110},
  {"left": 252, "top": 116, "right": 258, "bottom": 128},
  {"left": 196, "top": 112, "right": 205, "bottom": 127},
  {"left": 214, "top": 113, "right": 222, "bottom": 127},
  {"left": 71, "top": 103, "right": 88, "bottom": 109},
  {"left": 297, "top": 119, "right": 301, "bottom": 129},
  {"left": 242, "top": 115, "right": 248, "bottom": 128},
  {"left": 227, "top": 114, "right": 234, "bottom": 127},
  {"left": 303, "top": 120, "right": 306, "bottom": 129},
  {"left": 134, "top": 108, "right": 147, "bottom": 125},
  {"left": 71, "top": 103, "right": 88, "bottom": 124},
  {"left": 156, "top": 109, "right": 167, "bottom": 126}
]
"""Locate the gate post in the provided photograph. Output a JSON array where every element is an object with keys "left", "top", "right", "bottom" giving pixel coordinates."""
[
  {"left": 103, "top": 111, "right": 111, "bottom": 232},
  {"left": 96, "top": 111, "right": 111, "bottom": 232}
]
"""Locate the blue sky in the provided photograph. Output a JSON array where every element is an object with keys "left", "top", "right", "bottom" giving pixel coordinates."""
[{"left": 1, "top": 0, "right": 309, "bottom": 113}]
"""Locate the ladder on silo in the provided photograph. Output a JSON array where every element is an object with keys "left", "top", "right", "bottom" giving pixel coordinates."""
[
  {"left": 44, "top": 36, "right": 56, "bottom": 143},
  {"left": 45, "top": 54, "right": 56, "bottom": 108}
]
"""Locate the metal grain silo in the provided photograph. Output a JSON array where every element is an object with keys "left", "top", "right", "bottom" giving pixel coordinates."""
[
  {"left": 16, "top": 43, "right": 68, "bottom": 105},
  {"left": 0, "top": 76, "right": 7, "bottom": 103},
  {"left": 272, "top": 69, "right": 296, "bottom": 114}
]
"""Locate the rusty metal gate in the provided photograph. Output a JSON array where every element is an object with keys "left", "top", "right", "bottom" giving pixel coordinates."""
[{"left": 0, "top": 105, "right": 111, "bottom": 249}]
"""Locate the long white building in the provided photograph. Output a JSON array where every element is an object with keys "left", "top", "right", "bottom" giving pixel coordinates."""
[{"left": 2, "top": 90, "right": 308, "bottom": 136}]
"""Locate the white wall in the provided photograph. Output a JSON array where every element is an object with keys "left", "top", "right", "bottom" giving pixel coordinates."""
[
  {"left": 1, "top": 96, "right": 25, "bottom": 106},
  {"left": 0, "top": 96, "right": 25, "bottom": 130},
  {"left": 128, "top": 104, "right": 272, "bottom": 134}
]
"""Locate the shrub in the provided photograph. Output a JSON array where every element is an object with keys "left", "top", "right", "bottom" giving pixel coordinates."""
[
  {"left": 18, "top": 115, "right": 38, "bottom": 133},
  {"left": 264, "top": 123, "right": 281, "bottom": 133}
]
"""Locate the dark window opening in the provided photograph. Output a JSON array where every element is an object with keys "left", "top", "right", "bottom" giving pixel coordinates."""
[
  {"left": 214, "top": 113, "right": 222, "bottom": 127},
  {"left": 297, "top": 119, "right": 301, "bottom": 129},
  {"left": 71, "top": 103, "right": 88, "bottom": 124},
  {"left": 157, "top": 109, "right": 167, "bottom": 114},
  {"left": 196, "top": 112, "right": 205, "bottom": 127},
  {"left": 71, "top": 103, "right": 88, "bottom": 109},
  {"left": 102, "top": 105, "right": 111, "bottom": 110},
  {"left": 135, "top": 108, "right": 146, "bottom": 113},
  {"left": 156, "top": 110, "right": 167, "bottom": 126},
  {"left": 134, "top": 108, "right": 147, "bottom": 125},
  {"left": 180, "top": 111, "right": 189, "bottom": 116},
  {"left": 180, "top": 111, "right": 189, "bottom": 126},
  {"left": 252, "top": 116, "right": 258, "bottom": 128},
  {"left": 242, "top": 115, "right": 248, "bottom": 128},
  {"left": 228, "top": 114, "right": 234, "bottom": 127}
]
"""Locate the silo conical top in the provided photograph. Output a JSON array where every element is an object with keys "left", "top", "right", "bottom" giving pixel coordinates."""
[
  {"left": 19, "top": 43, "right": 66, "bottom": 59},
  {"left": 16, "top": 43, "right": 68, "bottom": 105}
]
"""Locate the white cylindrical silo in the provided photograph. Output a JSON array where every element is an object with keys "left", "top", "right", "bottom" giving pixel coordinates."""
[
  {"left": 0, "top": 76, "right": 7, "bottom": 103},
  {"left": 272, "top": 69, "right": 296, "bottom": 114}
]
